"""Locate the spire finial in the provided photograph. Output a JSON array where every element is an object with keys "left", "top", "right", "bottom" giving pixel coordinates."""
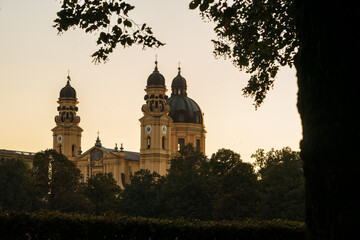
[
  {"left": 154, "top": 54, "right": 158, "bottom": 71},
  {"left": 95, "top": 131, "right": 102, "bottom": 147},
  {"left": 178, "top": 61, "right": 181, "bottom": 74},
  {"left": 67, "top": 70, "right": 71, "bottom": 82},
  {"left": 120, "top": 143, "right": 124, "bottom": 152}
]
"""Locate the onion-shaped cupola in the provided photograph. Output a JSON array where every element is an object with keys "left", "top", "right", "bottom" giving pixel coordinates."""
[
  {"left": 142, "top": 61, "right": 170, "bottom": 115},
  {"left": 171, "top": 67, "right": 187, "bottom": 96},
  {"left": 55, "top": 75, "right": 80, "bottom": 124},
  {"left": 147, "top": 61, "right": 165, "bottom": 86},
  {"left": 59, "top": 76, "right": 77, "bottom": 100},
  {"left": 167, "top": 67, "right": 203, "bottom": 125}
]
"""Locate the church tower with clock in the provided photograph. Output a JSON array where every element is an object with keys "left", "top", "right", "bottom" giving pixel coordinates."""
[
  {"left": 139, "top": 61, "right": 173, "bottom": 175},
  {"left": 51, "top": 76, "right": 83, "bottom": 161},
  {"left": 45, "top": 61, "right": 206, "bottom": 187}
]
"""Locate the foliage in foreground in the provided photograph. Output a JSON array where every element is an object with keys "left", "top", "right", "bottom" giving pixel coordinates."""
[
  {"left": 0, "top": 211, "right": 305, "bottom": 240},
  {"left": 0, "top": 146, "right": 304, "bottom": 221},
  {"left": 119, "top": 145, "right": 304, "bottom": 221}
]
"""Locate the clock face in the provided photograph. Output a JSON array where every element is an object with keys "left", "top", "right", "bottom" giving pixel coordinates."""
[
  {"left": 161, "top": 125, "right": 167, "bottom": 134},
  {"left": 90, "top": 148, "right": 103, "bottom": 167},
  {"left": 145, "top": 125, "right": 152, "bottom": 134},
  {"left": 57, "top": 135, "right": 63, "bottom": 143}
]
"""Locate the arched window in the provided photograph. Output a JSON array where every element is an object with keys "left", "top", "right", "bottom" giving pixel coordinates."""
[
  {"left": 59, "top": 144, "right": 62, "bottom": 154},
  {"left": 178, "top": 113, "right": 185, "bottom": 122},
  {"left": 150, "top": 100, "right": 154, "bottom": 111},
  {"left": 72, "top": 145, "right": 75, "bottom": 156},
  {"left": 162, "top": 136, "right": 165, "bottom": 149},
  {"left": 195, "top": 113, "right": 200, "bottom": 124},
  {"left": 147, "top": 137, "right": 151, "bottom": 149},
  {"left": 196, "top": 139, "right": 201, "bottom": 150},
  {"left": 178, "top": 138, "right": 185, "bottom": 151}
]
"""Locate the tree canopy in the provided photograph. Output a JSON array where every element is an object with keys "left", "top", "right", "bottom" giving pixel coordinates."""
[
  {"left": 55, "top": 0, "right": 297, "bottom": 108},
  {"left": 0, "top": 158, "right": 39, "bottom": 211},
  {"left": 118, "top": 169, "right": 164, "bottom": 218},
  {"left": 84, "top": 172, "right": 121, "bottom": 214},
  {"left": 55, "top": 0, "right": 164, "bottom": 64},
  {"left": 115, "top": 145, "right": 303, "bottom": 221},
  {"left": 252, "top": 147, "right": 304, "bottom": 221},
  {"left": 189, "top": 0, "right": 297, "bottom": 107},
  {"left": 32, "top": 149, "right": 86, "bottom": 212}
]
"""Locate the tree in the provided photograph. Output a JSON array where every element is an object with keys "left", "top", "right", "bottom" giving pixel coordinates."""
[
  {"left": 208, "top": 148, "right": 243, "bottom": 176},
  {"left": 0, "top": 158, "right": 40, "bottom": 211},
  {"left": 212, "top": 160, "right": 260, "bottom": 220},
  {"left": 32, "top": 149, "right": 87, "bottom": 212},
  {"left": 253, "top": 147, "right": 305, "bottom": 221},
  {"left": 84, "top": 173, "right": 121, "bottom": 215},
  {"left": 295, "top": 2, "right": 358, "bottom": 238},
  {"left": 162, "top": 144, "right": 215, "bottom": 220},
  {"left": 191, "top": 1, "right": 359, "bottom": 238},
  {"left": 55, "top": 0, "right": 164, "bottom": 63},
  {"left": 118, "top": 169, "right": 164, "bottom": 218},
  {"left": 190, "top": 0, "right": 297, "bottom": 108},
  {"left": 55, "top": 1, "right": 359, "bottom": 237}
]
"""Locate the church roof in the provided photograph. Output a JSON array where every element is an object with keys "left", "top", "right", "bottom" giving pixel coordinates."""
[
  {"left": 97, "top": 146, "right": 140, "bottom": 162},
  {"left": 59, "top": 77, "right": 77, "bottom": 100},
  {"left": 147, "top": 61, "right": 165, "bottom": 86},
  {"left": 0, "top": 149, "right": 36, "bottom": 160}
]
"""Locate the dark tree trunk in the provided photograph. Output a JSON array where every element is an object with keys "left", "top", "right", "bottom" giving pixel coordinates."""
[{"left": 295, "top": 1, "right": 359, "bottom": 239}]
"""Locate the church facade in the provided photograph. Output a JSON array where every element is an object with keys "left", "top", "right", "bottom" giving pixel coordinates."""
[{"left": 51, "top": 62, "right": 206, "bottom": 187}]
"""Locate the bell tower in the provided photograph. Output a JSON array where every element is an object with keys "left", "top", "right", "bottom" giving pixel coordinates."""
[
  {"left": 51, "top": 75, "right": 83, "bottom": 161},
  {"left": 139, "top": 61, "right": 172, "bottom": 175}
]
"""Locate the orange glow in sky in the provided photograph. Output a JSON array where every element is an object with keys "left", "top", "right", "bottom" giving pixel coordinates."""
[{"left": 0, "top": 0, "right": 301, "bottom": 162}]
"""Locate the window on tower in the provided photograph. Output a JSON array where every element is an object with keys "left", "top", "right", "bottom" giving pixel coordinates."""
[
  {"left": 162, "top": 136, "right": 165, "bottom": 149},
  {"left": 196, "top": 139, "right": 201, "bottom": 150},
  {"left": 178, "top": 113, "right": 185, "bottom": 122},
  {"left": 178, "top": 138, "right": 185, "bottom": 152},
  {"left": 72, "top": 145, "right": 75, "bottom": 156},
  {"left": 147, "top": 137, "right": 151, "bottom": 149},
  {"left": 59, "top": 144, "right": 62, "bottom": 154}
]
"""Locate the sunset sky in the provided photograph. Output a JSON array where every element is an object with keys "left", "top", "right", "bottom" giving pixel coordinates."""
[{"left": 0, "top": 0, "right": 301, "bottom": 162}]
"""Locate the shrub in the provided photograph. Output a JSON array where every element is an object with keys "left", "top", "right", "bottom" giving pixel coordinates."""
[{"left": 0, "top": 211, "right": 305, "bottom": 240}]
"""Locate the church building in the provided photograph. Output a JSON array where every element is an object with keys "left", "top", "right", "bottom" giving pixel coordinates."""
[{"left": 51, "top": 61, "right": 206, "bottom": 187}]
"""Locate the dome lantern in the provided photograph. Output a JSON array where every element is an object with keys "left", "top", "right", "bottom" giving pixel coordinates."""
[
  {"left": 146, "top": 60, "right": 165, "bottom": 87},
  {"left": 171, "top": 66, "right": 187, "bottom": 96},
  {"left": 59, "top": 75, "right": 77, "bottom": 100},
  {"left": 167, "top": 67, "right": 203, "bottom": 125}
]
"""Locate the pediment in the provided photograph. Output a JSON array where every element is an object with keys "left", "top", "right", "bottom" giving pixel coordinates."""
[{"left": 76, "top": 146, "right": 118, "bottom": 161}]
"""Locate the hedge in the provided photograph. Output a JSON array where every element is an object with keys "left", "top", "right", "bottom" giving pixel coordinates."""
[{"left": 0, "top": 211, "right": 305, "bottom": 240}]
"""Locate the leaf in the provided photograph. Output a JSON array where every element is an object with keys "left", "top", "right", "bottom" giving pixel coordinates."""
[
  {"left": 189, "top": 0, "right": 201, "bottom": 10},
  {"left": 199, "top": 3, "right": 209, "bottom": 12},
  {"left": 124, "top": 19, "right": 132, "bottom": 27}
]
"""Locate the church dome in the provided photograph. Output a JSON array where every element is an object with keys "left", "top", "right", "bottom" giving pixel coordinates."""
[
  {"left": 147, "top": 61, "right": 165, "bottom": 86},
  {"left": 167, "top": 68, "right": 203, "bottom": 124},
  {"left": 172, "top": 71, "right": 187, "bottom": 89},
  {"left": 60, "top": 78, "right": 76, "bottom": 99},
  {"left": 167, "top": 95, "right": 203, "bottom": 124}
]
